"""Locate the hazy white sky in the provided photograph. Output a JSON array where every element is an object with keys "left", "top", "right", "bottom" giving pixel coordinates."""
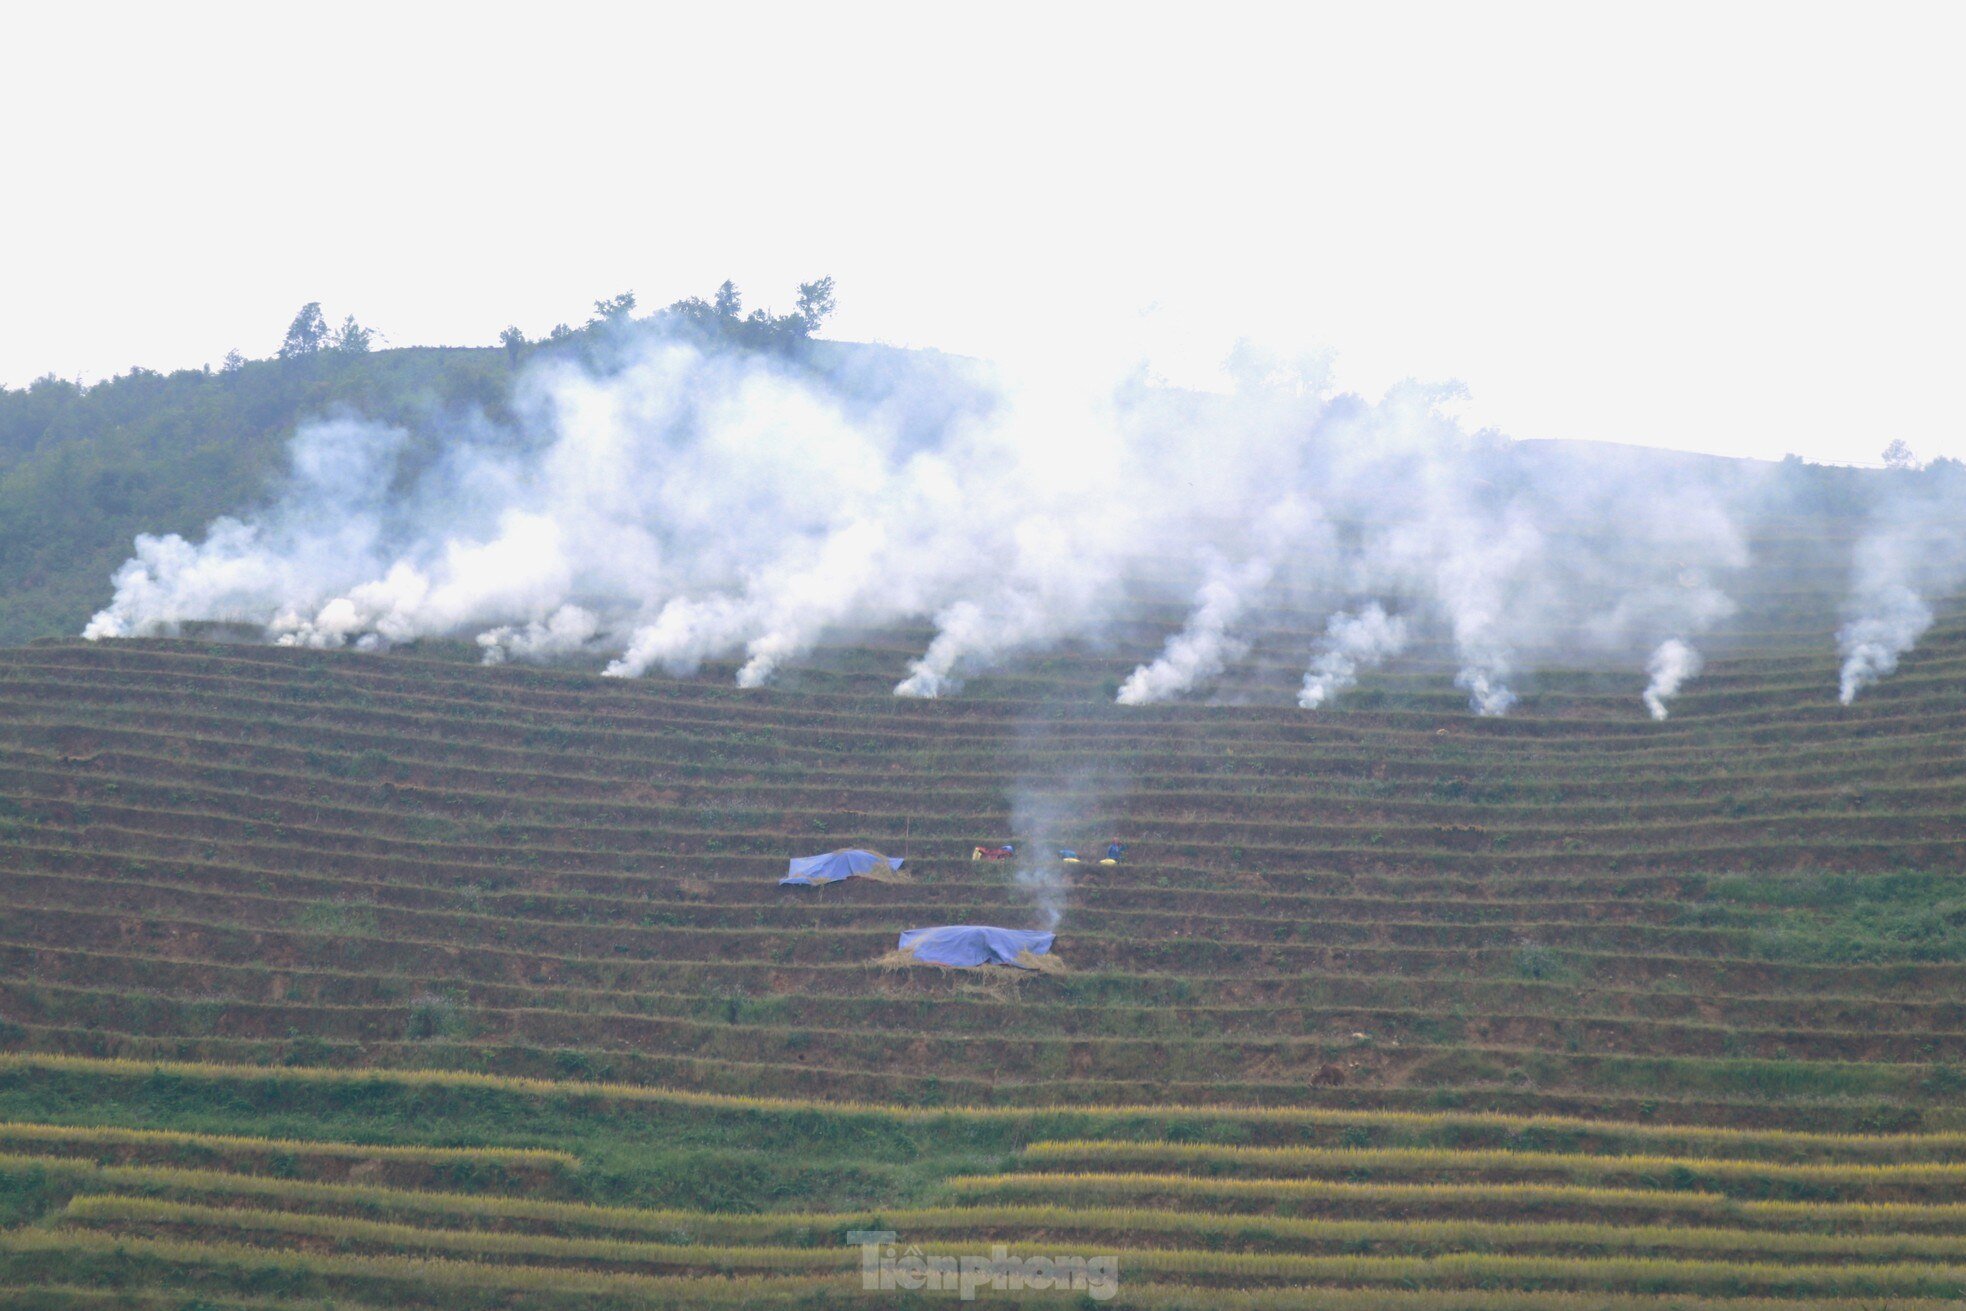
[{"left": 3, "top": 1, "right": 1961, "bottom": 463}]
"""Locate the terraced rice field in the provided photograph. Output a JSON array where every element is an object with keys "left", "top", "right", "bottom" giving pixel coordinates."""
[{"left": 0, "top": 566, "right": 1963, "bottom": 1307}]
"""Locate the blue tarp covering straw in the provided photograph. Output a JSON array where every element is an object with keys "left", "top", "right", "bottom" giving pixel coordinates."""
[
  {"left": 897, "top": 925, "right": 1055, "bottom": 967},
  {"left": 781, "top": 849, "right": 905, "bottom": 886}
]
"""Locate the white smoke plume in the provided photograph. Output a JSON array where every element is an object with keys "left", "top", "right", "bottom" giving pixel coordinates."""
[
  {"left": 85, "top": 315, "right": 1954, "bottom": 714},
  {"left": 1116, "top": 559, "right": 1266, "bottom": 705},
  {"left": 479, "top": 604, "right": 600, "bottom": 666},
  {"left": 88, "top": 339, "right": 983, "bottom": 676},
  {"left": 1436, "top": 519, "right": 1539, "bottom": 718},
  {"left": 1839, "top": 585, "right": 1929, "bottom": 705},
  {"left": 1298, "top": 603, "right": 1409, "bottom": 708},
  {"left": 1642, "top": 637, "right": 1703, "bottom": 720},
  {"left": 893, "top": 369, "right": 1148, "bottom": 698},
  {"left": 1118, "top": 500, "right": 1323, "bottom": 705},
  {"left": 1836, "top": 468, "right": 1966, "bottom": 704}
]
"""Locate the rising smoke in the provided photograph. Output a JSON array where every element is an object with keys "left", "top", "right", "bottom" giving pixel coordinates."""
[
  {"left": 1839, "top": 586, "right": 1929, "bottom": 705},
  {"left": 1003, "top": 758, "right": 1126, "bottom": 931},
  {"left": 80, "top": 317, "right": 1963, "bottom": 713},
  {"left": 1642, "top": 638, "right": 1703, "bottom": 720},
  {"left": 1299, "top": 604, "right": 1410, "bottom": 709},
  {"left": 1118, "top": 499, "right": 1323, "bottom": 705},
  {"left": 1837, "top": 466, "right": 1966, "bottom": 704},
  {"left": 1011, "top": 843, "right": 1071, "bottom": 932}
]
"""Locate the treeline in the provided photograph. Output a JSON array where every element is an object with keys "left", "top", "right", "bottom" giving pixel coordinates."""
[
  {"left": 0, "top": 278, "right": 836, "bottom": 645},
  {"left": 497, "top": 276, "right": 837, "bottom": 361},
  {"left": 3, "top": 274, "right": 838, "bottom": 470},
  {"left": 254, "top": 275, "right": 839, "bottom": 371}
]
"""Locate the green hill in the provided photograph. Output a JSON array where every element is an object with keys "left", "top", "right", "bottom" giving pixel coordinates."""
[
  {"left": 0, "top": 283, "right": 847, "bottom": 650},
  {"left": 0, "top": 346, "right": 515, "bottom": 646},
  {"left": 5, "top": 306, "right": 1966, "bottom": 1306}
]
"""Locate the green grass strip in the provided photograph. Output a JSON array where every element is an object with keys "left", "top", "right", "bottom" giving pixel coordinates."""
[
  {"left": 13, "top": 1224, "right": 1966, "bottom": 1311},
  {"left": 1023, "top": 1140, "right": 1966, "bottom": 1187},
  {"left": 8, "top": 1051, "right": 1964, "bottom": 1161},
  {"left": 948, "top": 1171, "right": 1966, "bottom": 1231},
  {"left": 16, "top": 1148, "right": 1966, "bottom": 1246},
  {"left": 57, "top": 1195, "right": 1966, "bottom": 1298},
  {"left": 0, "top": 1119, "right": 574, "bottom": 1168}
]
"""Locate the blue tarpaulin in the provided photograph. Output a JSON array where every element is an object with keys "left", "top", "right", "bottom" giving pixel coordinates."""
[
  {"left": 780, "top": 849, "right": 905, "bottom": 886},
  {"left": 897, "top": 925, "right": 1055, "bottom": 967}
]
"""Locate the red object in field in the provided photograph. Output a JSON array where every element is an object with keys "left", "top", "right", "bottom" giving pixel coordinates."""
[{"left": 971, "top": 844, "right": 1015, "bottom": 861}]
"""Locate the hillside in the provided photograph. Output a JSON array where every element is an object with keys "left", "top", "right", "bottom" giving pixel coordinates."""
[
  {"left": 0, "top": 346, "right": 515, "bottom": 646},
  {"left": 0, "top": 288, "right": 860, "bottom": 652},
  {"left": 1, "top": 595, "right": 1963, "bottom": 1305}
]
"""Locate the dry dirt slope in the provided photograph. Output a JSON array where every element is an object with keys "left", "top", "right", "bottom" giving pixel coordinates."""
[{"left": 0, "top": 626, "right": 1960, "bottom": 1309}]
